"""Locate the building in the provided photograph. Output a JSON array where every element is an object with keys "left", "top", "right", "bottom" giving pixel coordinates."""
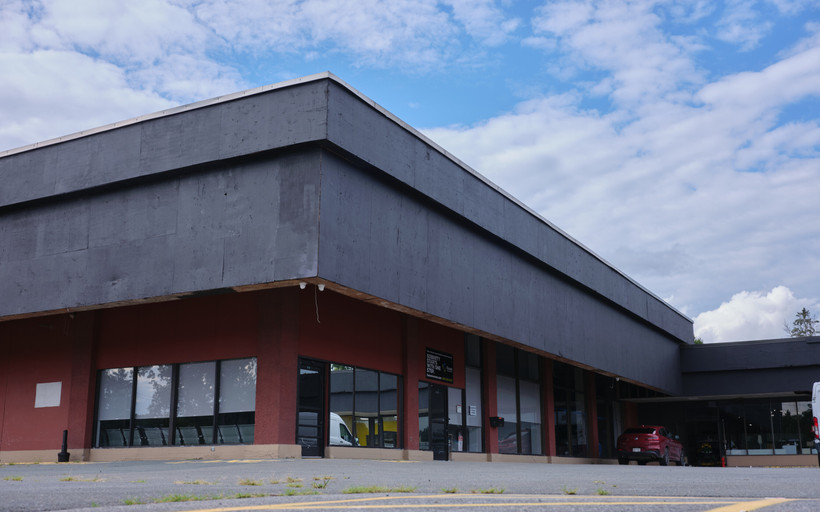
[{"left": 0, "top": 73, "right": 815, "bottom": 466}]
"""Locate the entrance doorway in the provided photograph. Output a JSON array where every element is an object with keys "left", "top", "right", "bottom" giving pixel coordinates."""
[
  {"left": 297, "top": 359, "right": 326, "bottom": 457},
  {"left": 429, "top": 384, "right": 449, "bottom": 461}
]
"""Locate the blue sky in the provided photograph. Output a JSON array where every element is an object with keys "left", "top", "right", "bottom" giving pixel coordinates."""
[{"left": 2, "top": 0, "right": 819, "bottom": 342}]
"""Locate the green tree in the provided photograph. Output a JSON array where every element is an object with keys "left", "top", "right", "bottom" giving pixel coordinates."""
[
  {"left": 693, "top": 337, "right": 704, "bottom": 345},
  {"left": 784, "top": 308, "right": 819, "bottom": 337}
]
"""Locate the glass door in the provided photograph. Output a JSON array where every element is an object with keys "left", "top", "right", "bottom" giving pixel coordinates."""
[
  {"left": 429, "top": 384, "right": 449, "bottom": 460},
  {"left": 297, "top": 359, "right": 326, "bottom": 457}
]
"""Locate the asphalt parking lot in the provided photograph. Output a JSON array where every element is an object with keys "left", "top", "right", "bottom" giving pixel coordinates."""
[{"left": 2, "top": 458, "right": 819, "bottom": 512}]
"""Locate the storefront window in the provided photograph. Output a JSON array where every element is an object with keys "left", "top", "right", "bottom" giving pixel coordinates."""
[
  {"left": 328, "top": 364, "right": 400, "bottom": 449},
  {"left": 176, "top": 362, "right": 215, "bottom": 446},
  {"left": 595, "top": 374, "right": 616, "bottom": 458},
  {"left": 381, "top": 373, "right": 399, "bottom": 448},
  {"left": 519, "top": 380, "right": 542, "bottom": 455},
  {"left": 93, "top": 358, "right": 256, "bottom": 448},
  {"left": 797, "top": 401, "right": 815, "bottom": 454},
  {"left": 496, "top": 374, "right": 518, "bottom": 454},
  {"left": 554, "top": 361, "right": 587, "bottom": 457},
  {"left": 418, "top": 381, "right": 429, "bottom": 450},
  {"left": 134, "top": 365, "right": 172, "bottom": 446},
  {"left": 722, "top": 402, "right": 746, "bottom": 455},
  {"left": 355, "top": 369, "right": 379, "bottom": 447},
  {"left": 448, "top": 386, "right": 464, "bottom": 452},
  {"left": 464, "top": 366, "right": 483, "bottom": 452},
  {"left": 330, "top": 365, "right": 355, "bottom": 446},
  {"left": 496, "top": 344, "right": 542, "bottom": 455},
  {"left": 218, "top": 357, "right": 256, "bottom": 444},
  {"left": 96, "top": 368, "right": 133, "bottom": 447},
  {"left": 745, "top": 402, "right": 773, "bottom": 455}
]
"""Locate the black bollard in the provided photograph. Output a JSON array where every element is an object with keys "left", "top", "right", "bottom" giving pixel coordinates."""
[{"left": 57, "top": 430, "right": 70, "bottom": 462}]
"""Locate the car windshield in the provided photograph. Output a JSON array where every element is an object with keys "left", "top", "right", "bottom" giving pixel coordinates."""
[{"left": 624, "top": 427, "right": 656, "bottom": 434}]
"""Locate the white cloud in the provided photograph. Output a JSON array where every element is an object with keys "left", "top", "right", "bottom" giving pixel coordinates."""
[
  {"left": 0, "top": 0, "right": 520, "bottom": 151},
  {"left": 532, "top": 0, "right": 704, "bottom": 108},
  {"left": 425, "top": 2, "right": 820, "bottom": 318},
  {"left": 443, "top": 0, "right": 520, "bottom": 46},
  {"left": 193, "top": 0, "right": 467, "bottom": 69},
  {"left": 715, "top": 0, "right": 772, "bottom": 50},
  {"left": 694, "top": 286, "right": 820, "bottom": 342},
  {"left": 0, "top": 49, "right": 174, "bottom": 150}
]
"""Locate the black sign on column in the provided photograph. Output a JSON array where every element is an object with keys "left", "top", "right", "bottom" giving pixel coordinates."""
[{"left": 426, "top": 348, "right": 454, "bottom": 384}]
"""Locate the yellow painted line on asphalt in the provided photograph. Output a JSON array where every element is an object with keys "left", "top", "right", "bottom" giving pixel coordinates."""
[
  {"left": 179, "top": 494, "right": 796, "bottom": 512},
  {"left": 705, "top": 497, "right": 793, "bottom": 511}
]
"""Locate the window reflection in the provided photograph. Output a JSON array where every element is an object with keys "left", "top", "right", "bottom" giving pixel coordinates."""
[
  {"left": 96, "top": 368, "right": 133, "bottom": 447},
  {"left": 496, "top": 345, "right": 542, "bottom": 455},
  {"left": 176, "top": 362, "right": 215, "bottom": 446},
  {"left": 94, "top": 358, "right": 256, "bottom": 448},
  {"left": 134, "top": 365, "right": 172, "bottom": 447},
  {"left": 328, "top": 364, "right": 400, "bottom": 449}
]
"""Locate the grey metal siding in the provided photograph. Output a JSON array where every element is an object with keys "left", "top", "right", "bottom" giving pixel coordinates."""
[
  {"left": 324, "top": 81, "right": 691, "bottom": 343},
  {"left": 681, "top": 338, "right": 820, "bottom": 396},
  {"left": 1, "top": 151, "right": 321, "bottom": 317},
  {"left": 317, "top": 150, "right": 683, "bottom": 392},
  {"left": 0, "top": 80, "right": 330, "bottom": 209}
]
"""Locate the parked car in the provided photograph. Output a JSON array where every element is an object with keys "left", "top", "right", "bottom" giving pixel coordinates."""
[{"left": 616, "top": 425, "right": 684, "bottom": 466}]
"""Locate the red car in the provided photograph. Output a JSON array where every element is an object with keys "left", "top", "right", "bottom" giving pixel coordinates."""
[{"left": 616, "top": 425, "right": 684, "bottom": 466}]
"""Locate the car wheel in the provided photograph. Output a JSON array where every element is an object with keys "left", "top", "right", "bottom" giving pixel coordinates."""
[
  {"left": 637, "top": 460, "right": 647, "bottom": 465},
  {"left": 660, "top": 449, "right": 669, "bottom": 466},
  {"left": 677, "top": 453, "right": 684, "bottom": 466},
  {"left": 618, "top": 458, "right": 628, "bottom": 465}
]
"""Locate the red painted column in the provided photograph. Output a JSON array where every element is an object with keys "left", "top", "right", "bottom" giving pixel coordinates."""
[
  {"left": 586, "top": 371, "right": 599, "bottom": 459},
  {"left": 255, "top": 289, "right": 299, "bottom": 445},
  {"left": 542, "top": 358, "right": 556, "bottom": 457},
  {"left": 402, "top": 317, "right": 420, "bottom": 451},
  {"left": 66, "top": 312, "right": 97, "bottom": 459},
  {"left": 482, "top": 341, "right": 498, "bottom": 454}
]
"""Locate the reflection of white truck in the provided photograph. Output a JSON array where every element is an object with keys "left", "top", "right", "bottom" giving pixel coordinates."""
[
  {"left": 329, "top": 412, "right": 355, "bottom": 446},
  {"left": 812, "top": 382, "right": 820, "bottom": 466}
]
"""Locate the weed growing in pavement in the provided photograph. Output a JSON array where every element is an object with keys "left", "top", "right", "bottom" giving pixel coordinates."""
[
  {"left": 3, "top": 476, "right": 22, "bottom": 481},
  {"left": 343, "top": 485, "right": 417, "bottom": 494},
  {"left": 238, "top": 478, "right": 263, "bottom": 486},
  {"left": 124, "top": 492, "right": 271, "bottom": 505},
  {"left": 174, "top": 480, "right": 215, "bottom": 485},
  {"left": 442, "top": 487, "right": 459, "bottom": 493},
  {"left": 472, "top": 488, "right": 504, "bottom": 494},
  {"left": 284, "top": 488, "right": 320, "bottom": 496},
  {"left": 233, "top": 492, "right": 269, "bottom": 499},
  {"left": 562, "top": 486, "right": 578, "bottom": 495},
  {"left": 312, "top": 476, "right": 334, "bottom": 489},
  {"left": 596, "top": 488, "right": 611, "bottom": 495},
  {"left": 59, "top": 476, "right": 103, "bottom": 482}
]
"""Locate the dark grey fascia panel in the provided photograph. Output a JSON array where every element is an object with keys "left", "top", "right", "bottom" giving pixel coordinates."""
[
  {"left": 0, "top": 76, "right": 330, "bottom": 209},
  {"left": 681, "top": 337, "right": 820, "bottom": 396},
  {"left": 317, "top": 150, "right": 683, "bottom": 393},
  {"left": 323, "top": 79, "right": 691, "bottom": 343},
  {"left": 2, "top": 72, "right": 690, "bottom": 353},
  {"left": 0, "top": 150, "right": 321, "bottom": 318},
  {"left": 681, "top": 337, "right": 820, "bottom": 373}
]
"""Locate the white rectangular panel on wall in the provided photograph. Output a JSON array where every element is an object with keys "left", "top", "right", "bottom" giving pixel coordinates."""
[{"left": 34, "top": 382, "right": 62, "bottom": 408}]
